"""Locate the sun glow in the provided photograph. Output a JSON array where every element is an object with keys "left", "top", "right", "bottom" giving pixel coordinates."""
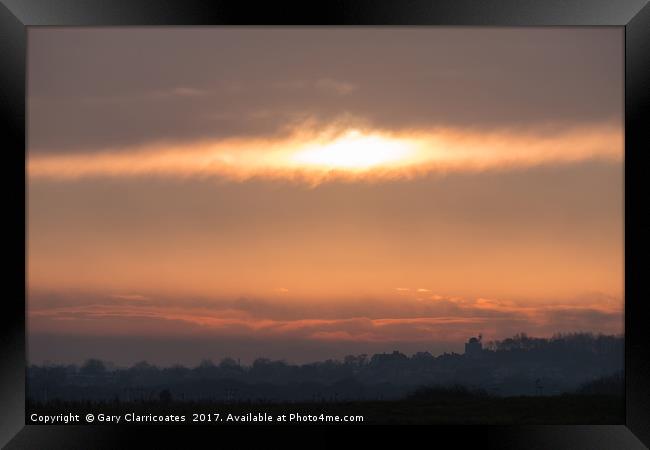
[
  {"left": 27, "top": 123, "right": 622, "bottom": 183},
  {"left": 290, "top": 130, "right": 415, "bottom": 171}
]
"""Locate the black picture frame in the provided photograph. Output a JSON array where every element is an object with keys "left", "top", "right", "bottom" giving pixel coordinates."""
[{"left": 1, "top": 0, "right": 649, "bottom": 448}]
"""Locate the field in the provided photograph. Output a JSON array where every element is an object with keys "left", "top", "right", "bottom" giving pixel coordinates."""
[{"left": 27, "top": 393, "right": 624, "bottom": 425}]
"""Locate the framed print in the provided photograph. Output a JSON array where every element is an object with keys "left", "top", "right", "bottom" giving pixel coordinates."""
[{"left": 1, "top": 0, "right": 649, "bottom": 448}]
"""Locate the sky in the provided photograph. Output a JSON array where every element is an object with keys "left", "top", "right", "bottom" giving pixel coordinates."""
[{"left": 27, "top": 27, "right": 624, "bottom": 366}]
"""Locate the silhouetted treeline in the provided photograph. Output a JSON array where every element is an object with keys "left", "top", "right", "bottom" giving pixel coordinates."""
[
  {"left": 576, "top": 371, "right": 624, "bottom": 396},
  {"left": 28, "top": 332, "right": 623, "bottom": 402}
]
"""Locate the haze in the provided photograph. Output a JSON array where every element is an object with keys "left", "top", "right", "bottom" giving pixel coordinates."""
[{"left": 27, "top": 28, "right": 623, "bottom": 366}]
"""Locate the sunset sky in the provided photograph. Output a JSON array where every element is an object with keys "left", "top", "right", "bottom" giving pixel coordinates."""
[{"left": 27, "top": 28, "right": 623, "bottom": 366}]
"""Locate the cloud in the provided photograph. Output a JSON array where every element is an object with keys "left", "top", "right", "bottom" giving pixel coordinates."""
[
  {"left": 28, "top": 291, "right": 623, "bottom": 344},
  {"left": 314, "top": 78, "right": 357, "bottom": 95},
  {"left": 273, "top": 78, "right": 357, "bottom": 96},
  {"left": 27, "top": 121, "right": 622, "bottom": 185},
  {"left": 168, "top": 87, "right": 207, "bottom": 97},
  {"left": 110, "top": 293, "right": 150, "bottom": 302},
  {"left": 28, "top": 28, "right": 622, "bottom": 154}
]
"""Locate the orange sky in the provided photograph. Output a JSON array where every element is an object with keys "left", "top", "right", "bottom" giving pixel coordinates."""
[{"left": 27, "top": 27, "right": 623, "bottom": 365}]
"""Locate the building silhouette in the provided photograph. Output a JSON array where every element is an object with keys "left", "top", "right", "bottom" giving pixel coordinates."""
[{"left": 465, "top": 335, "right": 483, "bottom": 357}]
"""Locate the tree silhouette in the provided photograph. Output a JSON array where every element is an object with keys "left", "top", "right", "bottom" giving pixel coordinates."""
[
  {"left": 159, "top": 389, "right": 173, "bottom": 404},
  {"left": 80, "top": 358, "right": 106, "bottom": 376}
]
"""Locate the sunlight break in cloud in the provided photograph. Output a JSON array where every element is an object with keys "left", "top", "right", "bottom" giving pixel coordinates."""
[{"left": 28, "top": 121, "right": 622, "bottom": 184}]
